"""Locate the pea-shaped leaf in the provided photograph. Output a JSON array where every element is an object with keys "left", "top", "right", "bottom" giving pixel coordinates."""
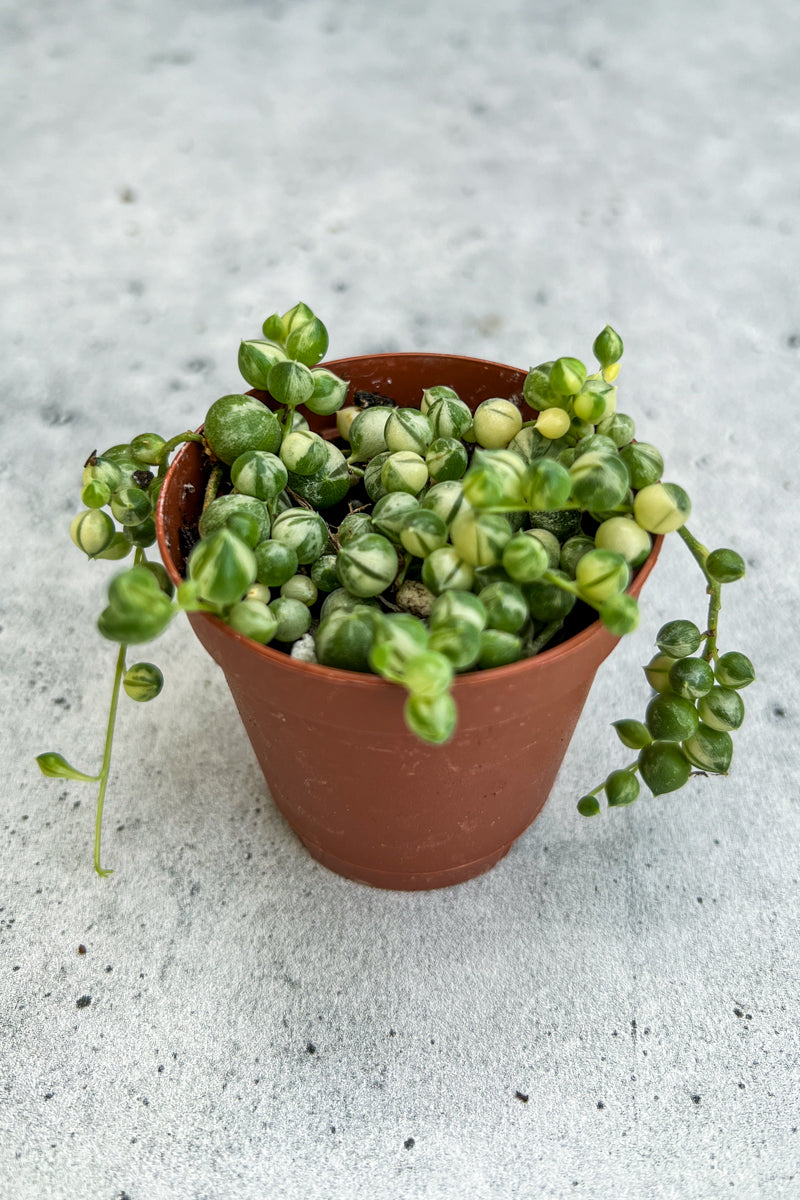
[
  {"left": 592, "top": 325, "right": 624, "bottom": 368},
  {"left": 605, "top": 769, "right": 640, "bottom": 807},
  {"left": 638, "top": 741, "right": 691, "bottom": 795},
  {"left": 123, "top": 662, "right": 164, "bottom": 702},
  {"left": 714, "top": 651, "right": 755, "bottom": 689},
  {"left": 404, "top": 692, "right": 457, "bottom": 744},
  {"left": 36, "top": 753, "right": 100, "bottom": 782},
  {"left": 656, "top": 619, "right": 702, "bottom": 659},
  {"left": 599, "top": 593, "right": 639, "bottom": 635},
  {"left": 682, "top": 724, "right": 733, "bottom": 774},
  {"left": 612, "top": 719, "right": 652, "bottom": 750},
  {"left": 188, "top": 529, "right": 257, "bottom": 607},
  {"left": 286, "top": 315, "right": 329, "bottom": 367},
  {"left": 267, "top": 360, "right": 315, "bottom": 408},
  {"left": 706, "top": 548, "right": 746, "bottom": 584}
]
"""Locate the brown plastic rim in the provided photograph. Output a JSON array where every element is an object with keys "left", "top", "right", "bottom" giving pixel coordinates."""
[{"left": 156, "top": 353, "right": 662, "bottom": 891}]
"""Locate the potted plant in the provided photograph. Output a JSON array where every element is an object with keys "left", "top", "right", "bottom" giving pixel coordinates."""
[{"left": 37, "top": 303, "right": 754, "bottom": 889}]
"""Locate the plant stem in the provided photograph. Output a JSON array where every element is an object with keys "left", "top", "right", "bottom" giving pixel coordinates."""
[
  {"left": 157, "top": 431, "right": 204, "bottom": 478},
  {"left": 203, "top": 463, "right": 224, "bottom": 513},
  {"left": 676, "top": 524, "right": 709, "bottom": 567},
  {"left": 527, "top": 619, "right": 565, "bottom": 656},
  {"left": 677, "top": 524, "right": 723, "bottom": 663},
  {"left": 394, "top": 552, "right": 412, "bottom": 589},
  {"left": 93, "top": 643, "right": 127, "bottom": 877},
  {"left": 484, "top": 502, "right": 581, "bottom": 514}
]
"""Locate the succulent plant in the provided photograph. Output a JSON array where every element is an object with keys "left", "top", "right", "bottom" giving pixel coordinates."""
[{"left": 38, "top": 302, "right": 753, "bottom": 874}]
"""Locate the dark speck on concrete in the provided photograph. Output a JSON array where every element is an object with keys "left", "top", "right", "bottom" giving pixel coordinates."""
[
  {"left": 597, "top": 1101, "right": 605, "bottom": 1109},
  {"left": 185, "top": 357, "right": 214, "bottom": 374},
  {"left": 76, "top": 995, "right": 92, "bottom": 1009},
  {"left": 787, "top": 334, "right": 800, "bottom": 348},
  {"left": 44, "top": 1093, "right": 54, "bottom": 1100},
  {"left": 771, "top": 706, "right": 787, "bottom": 720},
  {"left": 119, "top": 187, "right": 136, "bottom": 203},
  {"left": 404, "top": 1137, "right": 415, "bottom": 1150},
  {"left": 515, "top": 1091, "right": 529, "bottom": 1103},
  {"left": 40, "top": 405, "right": 75, "bottom": 426},
  {"left": 691, "top": 1094, "right": 701, "bottom": 1105},
  {"left": 53, "top": 697, "right": 70, "bottom": 709},
  {"left": 306, "top": 1042, "right": 316, "bottom": 1054},
  {"left": 151, "top": 49, "right": 194, "bottom": 66},
  {"left": 77, "top": 944, "right": 86, "bottom": 955},
  {"left": 734, "top": 1007, "right": 744, "bottom": 1017},
  {"left": 105, "top": 965, "right": 113, "bottom": 972}
]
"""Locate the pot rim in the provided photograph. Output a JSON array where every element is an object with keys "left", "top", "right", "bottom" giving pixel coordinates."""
[{"left": 155, "top": 351, "right": 663, "bottom": 694}]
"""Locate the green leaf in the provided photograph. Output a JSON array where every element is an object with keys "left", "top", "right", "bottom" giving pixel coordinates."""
[
  {"left": 404, "top": 692, "right": 457, "bottom": 744},
  {"left": 715, "top": 651, "right": 755, "bottom": 689},
  {"left": 98, "top": 602, "right": 174, "bottom": 644},
  {"left": 549, "top": 356, "right": 587, "bottom": 396},
  {"left": 600, "top": 593, "right": 639, "bottom": 635},
  {"left": 36, "top": 753, "right": 100, "bottom": 782},
  {"left": 99, "top": 566, "right": 176, "bottom": 644},
  {"left": 188, "top": 528, "right": 257, "bottom": 607},
  {"left": 612, "top": 719, "right": 652, "bottom": 750},
  {"left": 267, "top": 360, "right": 315, "bottom": 409},
  {"left": 682, "top": 724, "right": 733, "bottom": 774},
  {"left": 592, "top": 325, "right": 624, "bottom": 368},
  {"left": 281, "top": 301, "right": 315, "bottom": 337},
  {"left": 656, "top": 619, "right": 702, "bottom": 659},
  {"left": 238, "top": 339, "right": 287, "bottom": 390},
  {"left": 123, "top": 662, "right": 164, "bottom": 702},
  {"left": 706, "top": 548, "right": 746, "bottom": 584},
  {"left": 605, "top": 769, "right": 640, "bottom": 807},
  {"left": 262, "top": 313, "right": 285, "bottom": 344},
  {"left": 286, "top": 316, "right": 329, "bottom": 367},
  {"left": 638, "top": 741, "right": 691, "bottom": 795}
]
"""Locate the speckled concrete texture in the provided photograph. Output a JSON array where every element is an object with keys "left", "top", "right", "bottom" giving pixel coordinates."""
[{"left": 2, "top": 1, "right": 799, "bottom": 1197}]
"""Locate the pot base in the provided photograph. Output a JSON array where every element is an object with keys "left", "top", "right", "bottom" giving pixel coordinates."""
[{"left": 296, "top": 834, "right": 514, "bottom": 891}]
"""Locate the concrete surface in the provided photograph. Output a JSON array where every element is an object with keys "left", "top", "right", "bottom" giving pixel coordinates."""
[{"left": 1, "top": 1, "right": 798, "bottom": 1197}]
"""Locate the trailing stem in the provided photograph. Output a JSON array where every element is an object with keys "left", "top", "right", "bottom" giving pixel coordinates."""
[
  {"left": 93, "top": 642, "right": 127, "bottom": 877},
  {"left": 677, "top": 524, "right": 723, "bottom": 664}
]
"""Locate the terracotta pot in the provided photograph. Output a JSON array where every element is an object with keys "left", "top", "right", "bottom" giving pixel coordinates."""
[{"left": 156, "top": 354, "right": 661, "bottom": 891}]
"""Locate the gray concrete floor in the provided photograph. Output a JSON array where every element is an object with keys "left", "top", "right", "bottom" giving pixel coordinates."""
[{"left": 2, "top": 1, "right": 798, "bottom": 1197}]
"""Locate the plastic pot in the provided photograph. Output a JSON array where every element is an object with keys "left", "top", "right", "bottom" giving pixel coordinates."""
[{"left": 156, "top": 354, "right": 661, "bottom": 891}]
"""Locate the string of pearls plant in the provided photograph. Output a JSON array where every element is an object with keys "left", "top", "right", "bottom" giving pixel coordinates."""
[{"left": 37, "top": 303, "right": 754, "bottom": 874}]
